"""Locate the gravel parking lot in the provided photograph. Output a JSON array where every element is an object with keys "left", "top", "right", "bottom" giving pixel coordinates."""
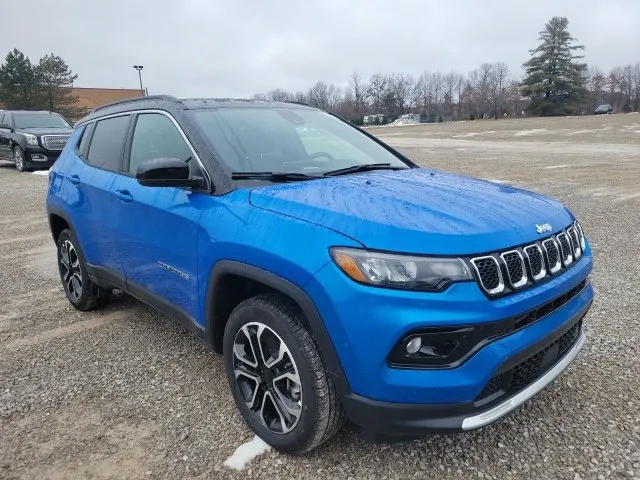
[{"left": 1, "top": 113, "right": 639, "bottom": 480}]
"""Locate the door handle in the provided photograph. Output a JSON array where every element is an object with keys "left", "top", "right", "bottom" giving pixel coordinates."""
[
  {"left": 69, "top": 174, "right": 80, "bottom": 185},
  {"left": 114, "top": 189, "right": 133, "bottom": 203}
]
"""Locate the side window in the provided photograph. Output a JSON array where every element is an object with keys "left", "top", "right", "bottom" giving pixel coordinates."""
[
  {"left": 77, "top": 123, "right": 95, "bottom": 158},
  {"left": 128, "top": 113, "right": 195, "bottom": 175},
  {"left": 86, "top": 115, "right": 131, "bottom": 170}
]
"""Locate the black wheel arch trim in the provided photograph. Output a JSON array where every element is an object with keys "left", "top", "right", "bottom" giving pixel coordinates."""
[
  {"left": 46, "top": 205, "right": 76, "bottom": 244},
  {"left": 205, "top": 260, "right": 350, "bottom": 395}
]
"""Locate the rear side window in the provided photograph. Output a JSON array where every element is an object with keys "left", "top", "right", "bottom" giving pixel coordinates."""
[{"left": 86, "top": 115, "right": 131, "bottom": 170}]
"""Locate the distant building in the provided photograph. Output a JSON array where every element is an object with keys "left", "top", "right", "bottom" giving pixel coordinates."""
[
  {"left": 71, "top": 87, "right": 143, "bottom": 112},
  {"left": 363, "top": 114, "right": 384, "bottom": 125}
]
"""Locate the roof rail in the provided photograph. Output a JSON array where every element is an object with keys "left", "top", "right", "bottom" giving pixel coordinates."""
[
  {"left": 91, "top": 94, "right": 179, "bottom": 113},
  {"left": 286, "top": 100, "right": 316, "bottom": 108}
]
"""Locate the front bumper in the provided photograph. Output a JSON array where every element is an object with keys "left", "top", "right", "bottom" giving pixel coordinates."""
[
  {"left": 342, "top": 303, "right": 589, "bottom": 439},
  {"left": 25, "top": 146, "right": 60, "bottom": 168}
]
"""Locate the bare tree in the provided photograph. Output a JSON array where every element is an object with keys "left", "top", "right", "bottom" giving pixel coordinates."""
[
  {"left": 349, "top": 72, "right": 366, "bottom": 115},
  {"left": 366, "top": 73, "right": 387, "bottom": 113},
  {"left": 308, "top": 81, "right": 329, "bottom": 110},
  {"left": 389, "top": 73, "right": 415, "bottom": 115}
]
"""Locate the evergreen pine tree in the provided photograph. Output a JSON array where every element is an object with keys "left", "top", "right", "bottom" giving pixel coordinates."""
[
  {"left": 0, "top": 48, "right": 39, "bottom": 109},
  {"left": 36, "top": 54, "right": 82, "bottom": 118},
  {"left": 521, "top": 17, "right": 589, "bottom": 116}
]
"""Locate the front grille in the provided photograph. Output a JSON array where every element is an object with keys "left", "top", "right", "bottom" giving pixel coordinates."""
[
  {"left": 41, "top": 135, "right": 70, "bottom": 150},
  {"left": 470, "top": 257, "right": 502, "bottom": 292},
  {"left": 523, "top": 245, "right": 545, "bottom": 280},
  {"left": 501, "top": 251, "right": 526, "bottom": 288},
  {"left": 476, "top": 320, "right": 583, "bottom": 403},
  {"left": 556, "top": 233, "right": 572, "bottom": 266},
  {"left": 542, "top": 238, "right": 561, "bottom": 273},
  {"left": 471, "top": 222, "right": 584, "bottom": 297},
  {"left": 567, "top": 227, "right": 582, "bottom": 258}
]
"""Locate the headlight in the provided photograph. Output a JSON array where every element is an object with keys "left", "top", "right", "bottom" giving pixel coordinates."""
[
  {"left": 330, "top": 247, "right": 473, "bottom": 291},
  {"left": 24, "top": 134, "right": 38, "bottom": 146}
]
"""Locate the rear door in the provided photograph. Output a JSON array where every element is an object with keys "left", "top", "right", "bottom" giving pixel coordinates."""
[
  {"left": 0, "top": 113, "right": 12, "bottom": 158},
  {"left": 110, "top": 112, "right": 207, "bottom": 321},
  {"left": 67, "top": 115, "right": 133, "bottom": 279}
]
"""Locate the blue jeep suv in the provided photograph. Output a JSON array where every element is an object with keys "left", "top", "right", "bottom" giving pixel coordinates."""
[{"left": 46, "top": 96, "right": 593, "bottom": 453}]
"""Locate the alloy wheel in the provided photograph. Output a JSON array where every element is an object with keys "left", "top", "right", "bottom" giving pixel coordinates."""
[
  {"left": 59, "top": 240, "right": 83, "bottom": 301},
  {"left": 232, "top": 322, "right": 303, "bottom": 434},
  {"left": 14, "top": 150, "right": 24, "bottom": 171}
]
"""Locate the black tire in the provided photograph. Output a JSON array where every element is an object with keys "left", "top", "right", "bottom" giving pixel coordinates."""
[
  {"left": 223, "top": 293, "right": 345, "bottom": 453},
  {"left": 56, "top": 228, "right": 108, "bottom": 311},
  {"left": 14, "top": 146, "right": 30, "bottom": 172}
]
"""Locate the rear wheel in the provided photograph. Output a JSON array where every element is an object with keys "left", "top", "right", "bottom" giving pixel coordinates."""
[
  {"left": 14, "top": 146, "right": 28, "bottom": 172},
  {"left": 223, "top": 294, "right": 345, "bottom": 453},
  {"left": 56, "top": 229, "right": 107, "bottom": 311}
]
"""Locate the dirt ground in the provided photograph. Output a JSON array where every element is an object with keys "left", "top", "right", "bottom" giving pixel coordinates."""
[{"left": 1, "top": 113, "right": 639, "bottom": 480}]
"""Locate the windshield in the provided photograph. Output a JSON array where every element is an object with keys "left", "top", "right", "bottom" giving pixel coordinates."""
[
  {"left": 189, "top": 107, "right": 409, "bottom": 175},
  {"left": 14, "top": 113, "right": 71, "bottom": 129}
]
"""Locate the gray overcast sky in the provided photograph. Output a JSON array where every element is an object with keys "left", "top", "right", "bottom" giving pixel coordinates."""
[{"left": 4, "top": 0, "right": 639, "bottom": 97}]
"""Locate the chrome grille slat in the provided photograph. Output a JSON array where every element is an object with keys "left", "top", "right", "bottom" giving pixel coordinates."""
[
  {"left": 556, "top": 233, "right": 573, "bottom": 266},
  {"left": 471, "top": 223, "right": 584, "bottom": 297},
  {"left": 542, "top": 238, "right": 562, "bottom": 274},
  {"left": 524, "top": 244, "right": 546, "bottom": 281},
  {"left": 500, "top": 250, "right": 527, "bottom": 288},
  {"left": 42, "top": 134, "right": 70, "bottom": 151},
  {"left": 567, "top": 227, "right": 582, "bottom": 258},
  {"left": 470, "top": 256, "right": 504, "bottom": 294}
]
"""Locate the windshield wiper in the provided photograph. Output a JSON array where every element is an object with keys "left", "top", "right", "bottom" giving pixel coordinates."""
[
  {"left": 322, "top": 163, "right": 406, "bottom": 177},
  {"left": 231, "top": 172, "right": 318, "bottom": 182}
]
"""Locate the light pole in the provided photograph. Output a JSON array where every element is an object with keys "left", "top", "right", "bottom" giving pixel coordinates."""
[{"left": 133, "top": 65, "right": 144, "bottom": 96}]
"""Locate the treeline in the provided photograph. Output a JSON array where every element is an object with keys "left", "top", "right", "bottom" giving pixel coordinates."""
[
  {"left": 254, "top": 17, "right": 640, "bottom": 123},
  {"left": 0, "top": 48, "right": 83, "bottom": 119},
  {"left": 254, "top": 63, "right": 640, "bottom": 124}
]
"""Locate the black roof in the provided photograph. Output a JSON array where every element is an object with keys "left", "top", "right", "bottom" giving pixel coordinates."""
[{"left": 76, "top": 95, "right": 316, "bottom": 125}]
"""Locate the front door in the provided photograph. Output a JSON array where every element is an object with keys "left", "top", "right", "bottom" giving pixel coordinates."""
[{"left": 110, "top": 112, "right": 205, "bottom": 322}]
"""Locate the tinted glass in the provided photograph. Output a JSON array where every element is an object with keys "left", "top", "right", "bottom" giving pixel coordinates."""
[
  {"left": 14, "top": 113, "right": 71, "bottom": 129},
  {"left": 190, "top": 108, "right": 408, "bottom": 174},
  {"left": 129, "top": 114, "right": 192, "bottom": 174},
  {"left": 86, "top": 115, "right": 131, "bottom": 170}
]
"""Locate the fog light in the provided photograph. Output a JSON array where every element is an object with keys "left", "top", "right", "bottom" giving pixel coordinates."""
[{"left": 406, "top": 337, "right": 422, "bottom": 354}]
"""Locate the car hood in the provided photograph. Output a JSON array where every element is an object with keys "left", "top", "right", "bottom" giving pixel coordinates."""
[
  {"left": 17, "top": 128, "right": 73, "bottom": 136},
  {"left": 248, "top": 169, "right": 574, "bottom": 255}
]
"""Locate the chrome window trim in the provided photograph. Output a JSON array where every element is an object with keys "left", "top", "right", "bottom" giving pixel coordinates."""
[
  {"left": 76, "top": 109, "right": 212, "bottom": 189},
  {"left": 500, "top": 250, "right": 528, "bottom": 288},
  {"left": 470, "top": 256, "right": 505, "bottom": 295},
  {"left": 542, "top": 238, "right": 562, "bottom": 274},
  {"left": 567, "top": 227, "right": 582, "bottom": 258},
  {"left": 523, "top": 244, "right": 547, "bottom": 281},
  {"left": 556, "top": 233, "right": 573, "bottom": 266}
]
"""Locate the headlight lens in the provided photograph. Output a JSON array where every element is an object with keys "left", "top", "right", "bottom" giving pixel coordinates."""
[
  {"left": 24, "top": 134, "right": 38, "bottom": 146},
  {"left": 330, "top": 247, "right": 473, "bottom": 291}
]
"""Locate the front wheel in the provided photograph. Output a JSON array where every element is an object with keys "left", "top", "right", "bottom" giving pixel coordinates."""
[
  {"left": 223, "top": 294, "right": 345, "bottom": 453},
  {"left": 14, "top": 147, "right": 29, "bottom": 172}
]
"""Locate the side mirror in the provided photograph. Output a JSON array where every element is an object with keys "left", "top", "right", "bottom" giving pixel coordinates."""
[{"left": 136, "top": 157, "right": 202, "bottom": 188}]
